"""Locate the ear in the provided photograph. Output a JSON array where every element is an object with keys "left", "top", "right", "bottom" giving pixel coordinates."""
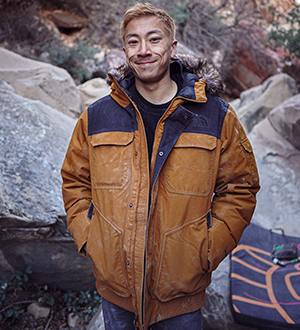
[{"left": 171, "top": 40, "right": 177, "bottom": 58}]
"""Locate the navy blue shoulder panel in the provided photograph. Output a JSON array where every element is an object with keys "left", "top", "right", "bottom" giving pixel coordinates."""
[
  {"left": 87, "top": 95, "right": 137, "bottom": 136},
  {"left": 183, "top": 94, "right": 229, "bottom": 139}
]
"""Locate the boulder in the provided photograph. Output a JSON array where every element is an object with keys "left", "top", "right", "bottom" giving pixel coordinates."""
[
  {"left": 0, "top": 89, "right": 94, "bottom": 291},
  {"left": 230, "top": 34, "right": 279, "bottom": 93},
  {"left": 249, "top": 93, "right": 300, "bottom": 236},
  {"left": 78, "top": 78, "right": 110, "bottom": 109},
  {"left": 0, "top": 78, "right": 15, "bottom": 93},
  {"left": 268, "top": 94, "right": 300, "bottom": 150},
  {"left": 233, "top": 73, "right": 298, "bottom": 133},
  {"left": 0, "top": 47, "right": 82, "bottom": 119},
  {"left": 282, "top": 61, "right": 300, "bottom": 92}
]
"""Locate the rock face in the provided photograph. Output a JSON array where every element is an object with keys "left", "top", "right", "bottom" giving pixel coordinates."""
[
  {"left": 229, "top": 35, "right": 280, "bottom": 96},
  {"left": 78, "top": 78, "right": 110, "bottom": 110},
  {"left": 0, "top": 47, "right": 82, "bottom": 118},
  {"left": 0, "top": 88, "right": 94, "bottom": 291},
  {"left": 233, "top": 73, "right": 298, "bottom": 133},
  {"left": 268, "top": 94, "right": 300, "bottom": 151},
  {"left": 249, "top": 94, "right": 300, "bottom": 236}
]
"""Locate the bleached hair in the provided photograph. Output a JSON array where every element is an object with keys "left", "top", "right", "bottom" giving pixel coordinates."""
[{"left": 120, "top": 2, "right": 176, "bottom": 43}]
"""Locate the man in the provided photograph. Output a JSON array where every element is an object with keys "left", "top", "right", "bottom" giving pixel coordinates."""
[{"left": 61, "top": 3, "right": 260, "bottom": 330}]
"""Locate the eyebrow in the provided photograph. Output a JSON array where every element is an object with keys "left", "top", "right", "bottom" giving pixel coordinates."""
[{"left": 125, "top": 29, "right": 163, "bottom": 40}]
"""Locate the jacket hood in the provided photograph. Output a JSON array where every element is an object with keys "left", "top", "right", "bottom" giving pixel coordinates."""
[{"left": 107, "top": 53, "right": 225, "bottom": 96}]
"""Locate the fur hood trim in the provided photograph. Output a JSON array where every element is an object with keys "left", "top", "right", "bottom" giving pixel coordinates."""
[{"left": 107, "top": 53, "right": 225, "bottom": 96}]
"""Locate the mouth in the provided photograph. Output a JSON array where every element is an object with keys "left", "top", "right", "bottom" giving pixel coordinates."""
[{"left": 136, "top": 60, "right": 156, "bottom": 66}]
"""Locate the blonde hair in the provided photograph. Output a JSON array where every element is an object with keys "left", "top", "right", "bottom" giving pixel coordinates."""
[{"left": 120, "top": 2, "right": 176, "bottom": 43}]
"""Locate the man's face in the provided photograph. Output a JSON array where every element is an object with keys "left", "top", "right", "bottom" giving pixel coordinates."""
[{"left": 123, "top": 15, "right": 177, "bottom": 86}]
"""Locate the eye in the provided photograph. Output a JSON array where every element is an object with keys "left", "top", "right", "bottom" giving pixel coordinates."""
[
  {"left": 127, "top": 39, "right": 138, "bottom": 46},
  {"left": 150, "top": 37, "right": 161, "bottom": 43}
]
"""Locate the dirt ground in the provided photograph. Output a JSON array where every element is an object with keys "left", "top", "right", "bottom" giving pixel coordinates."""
[{"left": 0, "top": 283, "right": 93, "bottom": 330}]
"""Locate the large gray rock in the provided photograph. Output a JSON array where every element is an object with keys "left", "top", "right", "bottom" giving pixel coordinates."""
[
  {"left": 233, "top": 73, "right": 298, "bottom": 133},
  {"left": 268, "top": 93, "right": 300, "bottom": 151},
  {"left": 0, "top": 78, "right": 15, "bottom": 93},
  {"left": 0, "top": 89, "right": 94, "bottom": 291},
  {"left": 78, "top": 78, "right": 110, "bottom": 110},
  {"left": 0, "top": 47, "right": 82, "bottom": 118},
  {"left": 249, "top": 93, "right": 300, "bottom": 236}
]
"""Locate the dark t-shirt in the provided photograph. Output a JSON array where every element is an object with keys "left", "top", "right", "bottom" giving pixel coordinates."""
[{"left": 129, "top": 84, "right": 172, "bottom": 163}]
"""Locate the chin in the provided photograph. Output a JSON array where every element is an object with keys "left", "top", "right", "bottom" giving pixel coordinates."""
[{"left": 138, "top": 75, "right": 161, "bottom": 84}]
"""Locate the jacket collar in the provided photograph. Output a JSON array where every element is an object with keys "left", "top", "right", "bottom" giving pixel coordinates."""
[{"left": 107, "top": 53, "right": 225, "bottom": 97}]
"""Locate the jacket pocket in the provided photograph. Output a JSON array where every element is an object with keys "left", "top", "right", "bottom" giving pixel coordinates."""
[
  {"left": 86, "top": 205, "right": 130, "bottom": 297},
  {"left": 90, "top": 132, "right": 134, "bottom": 189},
  {"left": 163, "top": 133, "right": 217, "bottom": 196},
  {"left": 153, "top": 214, "right": 209, "bottom": 302}
]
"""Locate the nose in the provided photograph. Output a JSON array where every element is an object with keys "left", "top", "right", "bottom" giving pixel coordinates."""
[{"left": 138, "top": 40, "right": 150, "bottom": 57}]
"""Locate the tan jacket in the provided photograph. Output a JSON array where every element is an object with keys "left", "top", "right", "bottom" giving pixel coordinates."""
[{"left": 61, "top": 55, "right": 260, "bottom": 329}]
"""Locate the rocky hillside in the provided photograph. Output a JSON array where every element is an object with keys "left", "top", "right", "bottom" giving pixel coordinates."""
[{"left": 0, "top": 0, "right": 299, "bottom": 99}]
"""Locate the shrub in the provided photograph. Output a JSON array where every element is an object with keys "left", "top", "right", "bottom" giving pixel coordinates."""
[
  {"left": 63, "top": 289, "right": 101, "bottom": 321},
  {"left": 0, "top": 266, "right": 33, "bottom": 323},
  {"left": 43, "top": 41, "right": 101, "bottom": 83},
  {"left": 268, "top": 5, "right": 300, "bottom": 60},
  {"left": 0, "top": 267, "right": 101, "bottom": 327}
]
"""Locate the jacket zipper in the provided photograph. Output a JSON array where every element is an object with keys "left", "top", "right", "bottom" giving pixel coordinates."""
[{"left": 141, "top": 183, "right": 156, "bottom": 329}]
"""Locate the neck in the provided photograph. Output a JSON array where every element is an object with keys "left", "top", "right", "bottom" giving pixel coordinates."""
[{"left": 135, "top": 77, "right": 177, "bottom": 105}]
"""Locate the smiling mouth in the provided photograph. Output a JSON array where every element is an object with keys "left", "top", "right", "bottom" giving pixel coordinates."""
[
  {"left": 138, "top": 63, "right": 153, "bottom": 66},
  {"left": 136, "top": 60, "right": 156, "bottom": 65}
]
